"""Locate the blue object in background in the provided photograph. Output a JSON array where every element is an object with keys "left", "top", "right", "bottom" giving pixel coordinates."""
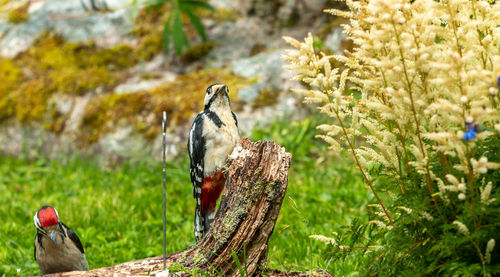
[
  {"left": 463, "top": 128, "right": 477, "bottom": 141},
  {"left": 463, "top": 121, "right": 478, "bottom": 141}
]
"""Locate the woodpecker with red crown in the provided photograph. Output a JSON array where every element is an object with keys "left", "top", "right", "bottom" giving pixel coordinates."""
[
  {"left": 33, "top": 205, "right": 89, "bottom": 274},
  {"left": 188, "top": 84, "right": 239, "bottom": 241}
]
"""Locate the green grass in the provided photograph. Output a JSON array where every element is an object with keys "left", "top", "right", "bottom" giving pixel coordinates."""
[{"left": 0, "top": 117, "right": 368, "bottom": 276}]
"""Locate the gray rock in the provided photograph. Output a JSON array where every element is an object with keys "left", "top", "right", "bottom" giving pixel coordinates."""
[
  {"left": 0, "top": 122, "right": 63, "bottom": 159},
  {"left": 0, "top": 0, "right": 138, "bottom": 57},
  {"left": 236, "top": 93, "right": 307, "bottom": 136},
  {"left": 133, "top": 54, "right": 168, "bottom": 74},
  {"left": 204, "top": 17, "right": 269, "bottom": 68},
  {"left": 208, "top": 0, "right": 242, "bottom": 11},
  {"left": 64, "top": 95, "right": 92, "bottom": 134},
  {"left": 152, "top": 128, "right": 184, "bottom": 161},
  {"left": 237, "top": 83, "right": 265, "bottom": 103},
  {"left": 114, "top": 72, "right": 177, "bottom": 94},
  {"left": 99, "top": 126, "right": 146, "bottom": 159},
  {"left": 231, "top": 49, "right": 298, "bottom": 102},
  {"left": 230, "top": 48, "right": 308, "bottom": 134},
  {"left": 324, "top": 27, "right": 347, "bottom": 54},
  {"left": 50, "top": 94, "right": 74, "bottom": 115}
]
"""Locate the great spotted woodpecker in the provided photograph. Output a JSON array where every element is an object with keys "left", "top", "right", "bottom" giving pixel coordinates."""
[
  {"left": 188, "top": 84, "right": 239, "bottom": 241},
  {"left": 33, "top": 205, "right": 89, "bottom": 274}
]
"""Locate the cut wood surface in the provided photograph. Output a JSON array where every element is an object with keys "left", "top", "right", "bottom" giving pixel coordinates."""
[{"left": 36, "top": 138, "right": 305, "bottom": 276}]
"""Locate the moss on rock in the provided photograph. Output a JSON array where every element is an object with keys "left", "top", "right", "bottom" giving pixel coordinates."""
[
  {"left": 0, "top": 9, "right": 170, "bottom": 132},
  {"left": 0, "top": 4, "right": 256, "bottom": 146},
  {"left": 252, "top": 87, "right": 280, "bottom": 108},
  {"left": 79, "top": 68, "right": 253, "bottom": 144},
  {"left": 7, "top": 2, "right": 29, "bottom": 24},
  {"left": 191, "top": 252, "right": 207, "bottom": 264},
  {"left": 0, "top": 33, "right": 142, "bottom": 128},
  {"left": 130, "top": 4, "right": 168, "bottom": 59},
  {"left": 198, "top": 7, "right": 241, "bottom": 23},
  {"left": 181, "top": 41, "right": 219, "bottom": 63}
]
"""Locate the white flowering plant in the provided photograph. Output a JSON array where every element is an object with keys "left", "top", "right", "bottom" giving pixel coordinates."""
[{"left": 284, "top": 0, "right": 500, "bottom": 275}]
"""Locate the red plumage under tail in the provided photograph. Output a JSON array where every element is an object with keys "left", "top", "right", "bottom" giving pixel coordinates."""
[{"left": 200, "top": 171, "right": 226, "bottom": 236}]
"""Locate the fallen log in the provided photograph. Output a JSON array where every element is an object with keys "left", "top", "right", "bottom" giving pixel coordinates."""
[{"left": 39, "top": 138, "right": 298, "bottom": 276}]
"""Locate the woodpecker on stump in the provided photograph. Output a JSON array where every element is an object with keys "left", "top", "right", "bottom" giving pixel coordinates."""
[
  {"left": 188, "top": 84, "right": 240, "bottom": 241},
  {"left": 33, "top": 205, "right": 89, "bottom": 274}
]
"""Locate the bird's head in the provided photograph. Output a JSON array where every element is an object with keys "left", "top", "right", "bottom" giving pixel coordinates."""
[
  {"left": 34, "top": 205, "right": 60, "bottom": 245},
  {"left": 204, "top": 83, "right": 230, "bottom": 110}
]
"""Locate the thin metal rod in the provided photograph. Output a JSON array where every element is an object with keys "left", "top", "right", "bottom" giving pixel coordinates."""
[{"left": 162, "top": 111, "right": 167, "bottom": 270}]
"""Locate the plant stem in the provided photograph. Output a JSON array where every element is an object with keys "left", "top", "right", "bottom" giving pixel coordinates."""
[
  {"left": 332, "top": 107, "right": 395, "bottom": 228},
  {"left": 391, "top": 19, "right": 435, "bottom": 200},
  {"left": 470, "top": 238, "right": 487, "bottom": 277},
  {"left": 380, "top": 61, "right": 411, "bottom": 176},
  {"left": 444, "top": 1, "right": 479, "bottom": 231}
]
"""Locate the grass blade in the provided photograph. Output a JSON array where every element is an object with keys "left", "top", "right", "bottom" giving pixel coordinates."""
[
  {"left": 172, "top": 6, "right": 189, "bottom": 54},
  {"left": 182, "top": 0, "right": 215, "bottom": 11},
  {"left": 231, "top": 250, "right": 245, "bottom": 277},
  {"left": 179, "top": 4, "right": 207, "bottom": 41},
  {"left": 162, "top": 14, "right": 173, "bottom": 53}
]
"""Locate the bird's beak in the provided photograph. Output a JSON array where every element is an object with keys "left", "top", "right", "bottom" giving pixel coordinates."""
[
  {"left": 212, "top": 84, "right": 227, "bottom": 97},
  {"left": 48, "top": 231, "right": 57, "bottom": 246}
]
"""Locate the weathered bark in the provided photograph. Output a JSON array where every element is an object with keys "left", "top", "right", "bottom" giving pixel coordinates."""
[{"left": 39, "top": 138, "right": 296, "bottom": 277}]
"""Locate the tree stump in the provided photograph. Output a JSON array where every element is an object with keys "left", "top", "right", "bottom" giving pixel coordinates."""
[{"left": 39, "top": 138, "right": 294, "bottom": 276}]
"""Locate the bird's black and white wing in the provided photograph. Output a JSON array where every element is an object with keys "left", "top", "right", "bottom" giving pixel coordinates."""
[
  {"left": 34, "top": 232, "right": 43, "bottom": 260},
  {"left": 187, "top": 112, "right": 206, "bottom": 240},
  {"left": 188, "top": 113, "right": 205, "bottom": 197},
  {"left": 231, "top": 111, "right": 238, "bottom": 127},
  {"left": 62, "top": 222, "right": 85, "bottom": 254}
]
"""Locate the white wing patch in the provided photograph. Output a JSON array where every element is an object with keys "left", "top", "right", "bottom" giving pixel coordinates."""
[{"left": 189, "top": 122, "right": 196, "bottom": 155}]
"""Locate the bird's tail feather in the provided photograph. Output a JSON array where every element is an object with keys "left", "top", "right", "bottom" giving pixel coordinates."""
[
  {"left": 203, "top": 208, "right": 216, "bottom": 233},
  {"left": 194, "top": 202, "right": 204, "bottom": 241}
]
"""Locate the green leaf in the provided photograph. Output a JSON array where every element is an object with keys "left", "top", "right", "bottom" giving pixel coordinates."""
[
  {"left": 231, "top": 250, "right": 245, "bottom": 277},
  {"left": 242, "top": 243, "right": 248, "bottom": 277},
  {"left": 162, "top": 14, "right": 173, "bottom": 53},
  {"left": 172, "top": 7, "right": 189, "bottom": 54},
  {"left": 181, "top": 0, "right": 215, "bottom": 11},
  {"left": 179, "top": 5, "right": 207, "bottom": 41}
]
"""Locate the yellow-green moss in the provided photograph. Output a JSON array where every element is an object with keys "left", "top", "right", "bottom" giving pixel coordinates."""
[
  {"left": 130, "top": 4, "right": 168, "bottom": 60},
  {"left": 7, "top": 2, "right": 29, "bottom": 24},
  {"left": 249, "top": 42, "right": 266, "bottom": 57},
  {"left": 252, "top": 87, "right": 280, "bottom": 108},
  {"left": 0, "top": 58, "right": 23, "bottom": 121},
  {"left": 0, "top": 4, "right": 255, "bottom": 142},
  {"left": 222, "top": 207, "right": 244, "bottom": 231},
  {"left": 0, "top": 0, "right": 9, "bottom": 8},
  {"left": 136, "top": 33, "right": 163, "bottom": 61},
  {"left": 181, "top": 41, "right": 218, "bottom": 63},
  {"left": 79, "top": 68, "right": 254, "bottom": 144},
  {"left": 266, "top": 181, "right": 276, "bottom": 200},
  {"left": 198, "top": 8, "right": 241, "bottom": 23},
  {"left": 0, "top": 2, "right": 171, "bottom": 135},
  {"left": 0, "top": 58, "right": 21, "bottom": 90},
  {"left": 192, "top": 252, "right": 207, "bottom": 264},
  {"left": 0, "top": 32, "right": 149, "bottom": 129}
]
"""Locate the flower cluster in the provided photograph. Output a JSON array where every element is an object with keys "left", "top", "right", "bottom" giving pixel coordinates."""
[{"left": 284, "top": 0, "right": 500, "bottom": 275}]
